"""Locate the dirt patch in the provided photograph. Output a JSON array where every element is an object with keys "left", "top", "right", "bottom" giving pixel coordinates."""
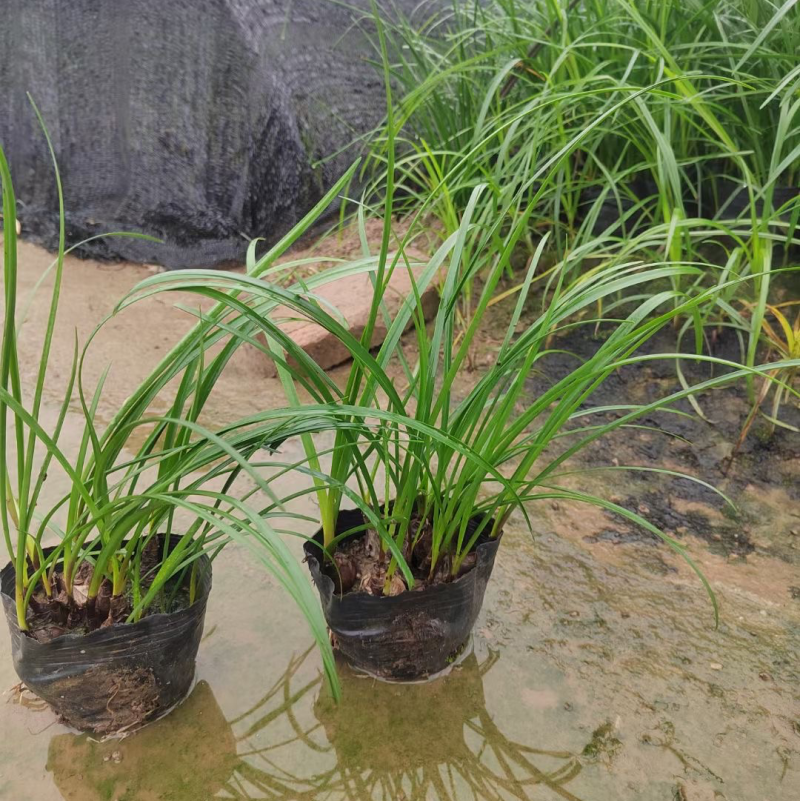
[
  {"left": 584, "top": 490, "right": 754, "bottom": 558},
  {"left": 519, "top": 324, "right": 800, "bottom": 597},
  {"left": 582, "top": 721, "right": 623, "bottom": 765},
  {"left": 525, "top": 324, "right": 799, "bottom": 490}
]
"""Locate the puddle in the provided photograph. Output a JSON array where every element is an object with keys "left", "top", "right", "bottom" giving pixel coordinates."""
[{"left": 0, "top": 242, "right": 798, "bottom": 800}]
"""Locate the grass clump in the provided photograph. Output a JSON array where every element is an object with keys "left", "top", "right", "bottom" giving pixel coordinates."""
[
  {"left": 0, "top": 107, "right": 359, "bottom": 698},
  {"left": 117, "top": 86, "right": 799, "bottom": 630},
  {"left": 352, "top": 0, "right": 799, "bottom": 406},
  {"left": 110, "top": 11, "right": 798, "bottom": 635}
]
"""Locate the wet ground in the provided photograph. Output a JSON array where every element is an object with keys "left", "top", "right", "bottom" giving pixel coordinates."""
[{"left": 0, "top": 240, "right": 798, "bottom": 800}]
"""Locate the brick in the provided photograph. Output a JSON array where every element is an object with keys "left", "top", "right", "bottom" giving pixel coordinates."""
[{"left": 253, "top": 259, "right": 439, "bottom": 375}]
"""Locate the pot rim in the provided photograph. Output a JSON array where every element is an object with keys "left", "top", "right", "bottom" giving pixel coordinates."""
[
  {"left": 0, "top": 537, "right": 212, "bottom": 648},
  {"left": 303, "top": 505, "right": 502, "bottom": 604}
]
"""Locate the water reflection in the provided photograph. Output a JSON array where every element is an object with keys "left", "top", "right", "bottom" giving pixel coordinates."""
[
  {"left": 47, "top": 680, "right": 238, "bottom": 800},
  {"left": 46, "top": 649, "right": 584, "bottom": 800}
]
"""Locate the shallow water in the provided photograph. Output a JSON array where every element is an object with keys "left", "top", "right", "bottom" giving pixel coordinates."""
[
  {"left": 3, "top": 517, "right": 798, "bottom": 801},
  {"left": 1, "top": 242, "right": 798, "bottom": 800}
]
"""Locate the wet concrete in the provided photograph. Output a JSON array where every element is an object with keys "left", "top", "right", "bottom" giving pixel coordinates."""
[{"left": 0, "top": 241, "right": 798, "bottom": 800}]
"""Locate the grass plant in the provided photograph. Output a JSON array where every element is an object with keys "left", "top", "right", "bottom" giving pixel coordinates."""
[
  {"left": 351, "top": 0, "right": 799, "bottom": 384},
  {"left": 0, "top": 114, "right": 359, "bottom": 698},
  {"left": 107, "top": 7, "right": 799, "bottom": 628},
  {"left": 116, "top": 160, "right": 800, "bottom": 628}
]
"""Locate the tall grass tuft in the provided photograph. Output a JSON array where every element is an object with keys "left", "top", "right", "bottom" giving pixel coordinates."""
[
  {"left": 0, "top": 108, "right": 361, "bottom": 699},
  {"left": 111, "top": 7, "right": 799, "bottom": 634},
  {"left": 353, "top": 0, "right": 799, "bottom": 395}
]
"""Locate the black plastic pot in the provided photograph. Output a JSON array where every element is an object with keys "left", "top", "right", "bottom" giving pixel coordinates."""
[
  {"left": 304, "top": 507, "right": 502, "bottom": 681},
  {"left": 0, "top": 537, "right": 212, "bottom": 734}
]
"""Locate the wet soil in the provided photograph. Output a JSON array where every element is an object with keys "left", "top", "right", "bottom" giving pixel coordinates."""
[
  {"left": 0, "top": 237, "right": 797, "bottom": 800},
  {"left": 518, "top": 323, "right": 799, "bottom": 575},
  {"left": 23, "top": 539, "right": 172, "bottom": 642},
  {"left": 324, "top": 513, "right": 478, "bottom": 596}
]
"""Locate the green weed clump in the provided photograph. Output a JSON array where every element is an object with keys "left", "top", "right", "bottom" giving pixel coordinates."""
[{"left": 354, "top": 0, "right": 799, "bottom": 399}]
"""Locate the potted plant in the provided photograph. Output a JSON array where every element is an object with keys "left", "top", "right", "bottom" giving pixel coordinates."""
[
  {"left": 117, "top": 158, "right": 800, "bottom": 684},
  {"left": 0, "top": 119, "right": 359, "bottom": 731},
  {"left": 110, "top": 26, "right": 800, "bottom": 682}
]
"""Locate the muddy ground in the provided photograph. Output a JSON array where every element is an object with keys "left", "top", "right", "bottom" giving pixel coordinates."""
[
  {"left": 0, "top": 236, "right": 797, "bottom": 800},
  {"left": 523, "top": 323, "right": 799, "bottom": 565}
]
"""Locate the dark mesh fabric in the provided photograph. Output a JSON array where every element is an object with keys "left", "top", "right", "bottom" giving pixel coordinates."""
[{"left": 0, "top": 0, "right": 428, "bottom": 268}]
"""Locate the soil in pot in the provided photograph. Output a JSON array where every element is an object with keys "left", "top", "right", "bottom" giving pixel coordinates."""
[
  {"left": 326, "top": 508, "right": 484, "bottom": 597},
  {"left": 304, "top": 506, "right": 502, "bottom": 681},
  {"left": 21, "top": 537, "right": 182, "bottom": 643},
  {"left": 1, "top": 536, "right": 212, "bottom": 735}
]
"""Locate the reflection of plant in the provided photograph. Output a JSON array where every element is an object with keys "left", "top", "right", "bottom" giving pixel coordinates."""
[
  {"left": 46, "top": 680, "right": 238, "bottom": 801},
  {"left": 226, "top": 648, "right": 586, "bottom": 801},
  {"left": 45, "top": 648, "right": 587, "bottom": 800},
  {"left": 226, "top": 648, "right": 332, "bottom": 798}
]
